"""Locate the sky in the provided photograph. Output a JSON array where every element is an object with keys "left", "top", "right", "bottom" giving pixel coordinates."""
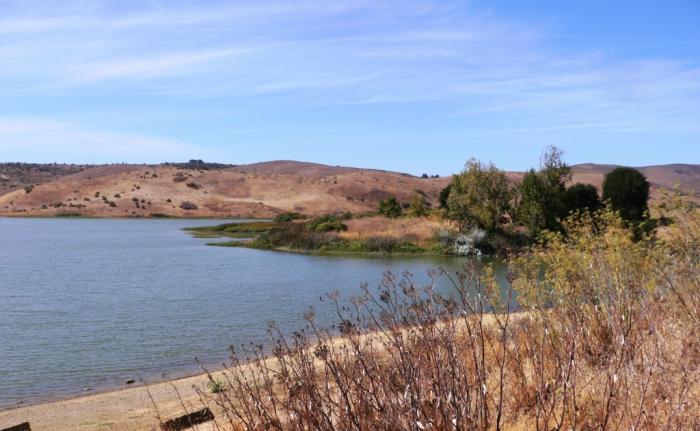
[{"left": 0, "top": 0, "right": 699, "bottom": 174}]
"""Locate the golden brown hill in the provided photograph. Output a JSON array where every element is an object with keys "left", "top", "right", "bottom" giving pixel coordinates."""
[
  {"left": 0, "top": 161, "right": 449, "bottom": 218},
  {"left": 0, "top": 161, "right": 697, "bottom": 218}
]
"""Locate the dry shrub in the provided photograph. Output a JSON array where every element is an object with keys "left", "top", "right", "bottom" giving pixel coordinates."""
[{"left": 164, "top": 202, "right": 699, "bottom": 430}]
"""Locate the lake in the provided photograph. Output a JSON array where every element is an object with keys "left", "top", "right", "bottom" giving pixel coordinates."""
[{"left": 0, "top": 218, "right": 500, "bottom": 408}]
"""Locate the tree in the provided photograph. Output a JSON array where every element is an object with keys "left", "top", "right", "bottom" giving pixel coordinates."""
[
  {"left": 563, "top": 183, "right": 601, "bottom": 214},
  {"left": 378, "top": 197, "right": 402, "bottom": 218},
  {"left": 409, "top": 193, "right": 428, "bottom": 217},
  {"left": 447, "top": 159, "right": 512, "bottom": 233},
  {"left": 516, "top": 146, "right": 571, "bottom": 235},
  {"left": 439, "top": 183, "right": 452, "bottom": 208},
  {"left": 602, "top": 167, "right": 649, "bottom": 221}
]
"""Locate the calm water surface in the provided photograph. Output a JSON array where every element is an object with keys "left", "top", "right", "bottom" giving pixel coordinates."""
[{"left": 0, "top": 218, "right": 501, "bottom": 408}]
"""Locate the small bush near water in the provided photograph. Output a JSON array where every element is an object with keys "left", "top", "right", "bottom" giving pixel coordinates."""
[{"left": 162, "top": 202, "right": 700, "bottom": 430}]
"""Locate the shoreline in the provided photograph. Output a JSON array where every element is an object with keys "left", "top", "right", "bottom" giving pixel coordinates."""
[
  {"left": 0, "top": 314, "right": 510, "bottom": 431},
  {"left": 0, "top": 365, "right": 232, "bottom": 431},
  {"left": 0, "top": 360, "right": 228, "bottom": 412}
]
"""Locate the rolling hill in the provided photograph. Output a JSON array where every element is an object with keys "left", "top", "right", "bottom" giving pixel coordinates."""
[{"left": 0, "top": 161, "right": 697, "bottom": 218}]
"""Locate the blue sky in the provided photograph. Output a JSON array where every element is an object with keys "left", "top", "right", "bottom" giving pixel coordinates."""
[{"left": 0, "top": 0, "right": 698, "bottom": 174}]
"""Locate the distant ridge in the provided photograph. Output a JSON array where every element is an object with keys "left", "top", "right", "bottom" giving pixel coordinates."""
[{"left": 0, "top": 161, "right": 697, "bottom": 217}]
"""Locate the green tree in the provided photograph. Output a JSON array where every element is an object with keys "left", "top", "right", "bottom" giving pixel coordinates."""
[
  {"left": 516, "top": 146, "right": 571, "bottom": 235},
  {"left": 602, "top": 167, "right": 650, "bottom": 222},
  {"left": 378, "top": 196, "right": 402, "bottom": 218},
  {"left": 447, "top": 158, "right": 512, "bottom": 232},
  {"left": 563, "top": 183, "right": 601, "bottom": 214}
]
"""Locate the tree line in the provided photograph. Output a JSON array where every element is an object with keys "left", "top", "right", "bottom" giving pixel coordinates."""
[{"left": 441, "top": 146, "right": 651, "bottom": 240}]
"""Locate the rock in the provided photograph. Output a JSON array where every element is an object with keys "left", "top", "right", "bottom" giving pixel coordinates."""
[{"left": 125, "top": 379, "right": 135, "bottom": 385}]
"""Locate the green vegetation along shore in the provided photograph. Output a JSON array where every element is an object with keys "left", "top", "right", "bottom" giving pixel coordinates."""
[
  {"left": 185, "top": 214, "right": 438, "bottom": 255},
  {"left": 187, "top": 146, "right": 677, "bottom": 257}
]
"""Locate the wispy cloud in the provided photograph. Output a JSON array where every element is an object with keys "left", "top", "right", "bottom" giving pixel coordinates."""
[
  {"left": 0, "top": 118, "right": 203, "bottom": 163},
  {"left": 0, "top": 0, "right": 697, "bottom": 167}
]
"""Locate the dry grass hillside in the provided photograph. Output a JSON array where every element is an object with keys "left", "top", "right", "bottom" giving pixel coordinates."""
[
  {"left": 0, "top": 161, "right": 697, "bottom": 217},
  {"left": 0, "top": 161, "right": 449, "bottom": 218},
  {"left": 0, "top": 163, "right": 90, "bottom": 196}
]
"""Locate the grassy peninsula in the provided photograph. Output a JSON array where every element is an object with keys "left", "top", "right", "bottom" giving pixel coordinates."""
[{"left": 185, "top": 212, "right": 448, "bottom": 255}]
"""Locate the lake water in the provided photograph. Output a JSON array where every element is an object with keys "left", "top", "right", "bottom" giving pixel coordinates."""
[{"left": 0, "top": 218, "right": 500, "bottom": 408}]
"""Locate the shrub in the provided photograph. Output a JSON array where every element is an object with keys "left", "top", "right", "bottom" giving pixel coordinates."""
[
  {"left": 306, "top": 215, "right": 347, "bottom": 233},
  {"left": 409, "top": 193, "right": 428, "bottom": 217},
  {"left": 207, "top": 379, "right": 228, "bottom": 394},
  {"left": 179, "top": 201, "right": 198, "bottom": 210},
  {"left": 563, "top": 182, "right": 601, "bottom": 214},
  {"left": 186, "top": 182, "right": 201, "bottom": 190},
  {"left": 273, "top": 212, "right": 306, "bottom": 223},
  {"left": 378, "top": 196, "right": 402, "bottom": 218}
]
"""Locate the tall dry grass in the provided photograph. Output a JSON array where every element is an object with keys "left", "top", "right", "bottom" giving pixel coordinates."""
[{"left": 164, "top": 202, "right": 699, "bottom": 430}]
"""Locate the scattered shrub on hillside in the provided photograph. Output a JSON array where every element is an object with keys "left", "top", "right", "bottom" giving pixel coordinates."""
[
  {"left": 378, "top": 196, "right": 402, "bottom": 218},
  {"left": 172, "top": 173, "right": 187, "bottom": 183},
  {"left": 24, "top": 184, "right": 34, "bottom": 193},
  {"left": 179, "top": 201, "right": 198, "bottom": 210},
  {"left": 186, "top": 182, "right": 201, "bottom": 190}
]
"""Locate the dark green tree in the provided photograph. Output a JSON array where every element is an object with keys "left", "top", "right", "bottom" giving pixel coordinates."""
[
  {"left": 439, "top": 182, "right": 452, "bottom": 208},
  {"left": 378, "top": 196, "right": 402, "bottom": 218},
  {"left": 563, "top": 183, "right": 601, "bottom": 214},
  {"left": 516, "top": 146, "right": 571, "bottom": 235},
  {"left": 602, "top": 167, "right": 650, "bottom": 221}
]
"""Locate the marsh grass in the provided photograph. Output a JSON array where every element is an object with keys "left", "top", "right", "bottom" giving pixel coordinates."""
[{"left": 164, "top": 202, "right": 699, "bottom": 430}]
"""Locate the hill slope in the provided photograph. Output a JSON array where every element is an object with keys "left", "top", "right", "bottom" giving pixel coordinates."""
[
  {"left": 0, "top": 161, "right": 449, "bottom": 217},
  {"left": 0, "top": 161, "right": 696, "bottom": 218},
  {"left": 0, "top": 163, "right": 90, "bottom": 196}
]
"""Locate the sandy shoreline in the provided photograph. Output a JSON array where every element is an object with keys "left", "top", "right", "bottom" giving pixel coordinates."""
[{"left": 0, "top": 367, "right": 228, "bottom": 431}]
